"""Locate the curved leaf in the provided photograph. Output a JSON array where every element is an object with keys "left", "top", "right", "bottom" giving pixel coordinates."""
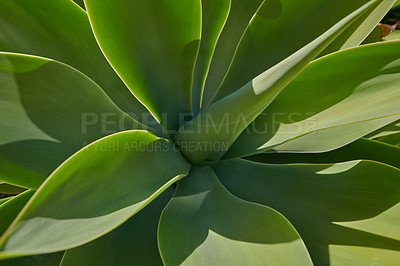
[
  {"left": 191, "top": 0, "right": 230, "bottom": 115},
  {"left": 227, "top": 41, "right": 400, "bottom": 158},
  {"left": 0, "top": 0, "right": 150, "bottom": 119},
  {"left": 320, "top": 0, "right": 395, "bottom": 55},
  {"left": 0, "top": 130, "right": 190, "bottom": 257},
  {"left": 84, "top": 0, "right": 201, "bottom": 130},
  {"left": 215, "top": 159, "right": 400, "bottom": 265},
  {"left": 246, "top": 138, "right": 400, "bottom": 169},
  {"left": 0, "top": 190, "right": 34, "bottom": 236},
  {"left": 158, "top": 166, "right": 312, "bottom": 265},
  {"left": 202, "top": 0, "right": 390, "bottom": 106},
  {"left": 0, "top": 53, "right": 148, "bottom": 189},
  {"left": 176, "top": 2, "right": 376, "bottom": 165},
  {"left": 60, "top": 188, "right": 173, "bottom": 266}
]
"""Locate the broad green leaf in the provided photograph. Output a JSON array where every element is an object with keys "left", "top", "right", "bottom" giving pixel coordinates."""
[
  {"left": 191, "top": 0, "right": 230, "bottom": 115},
  {"left": 202, "top": 0, "right": 390, "bottom": 106},
  {"left": 394, "top": 0, "right": 400, "bottom": 6},
  {"left": 0, "top": 0, "right": 151, "bottom": 120},
  {"left": 246, "top": 138, "right": 400, "bottom": 170},
  {"left": 0, "top": 190, "right": 34, "bottom": 236},
  {"left": 227, "top": 41, "right": 400, "bottom": 158},
  {"left": 175, "top": 2, "right": 376, "bottom": 165},
  {"left": 61, "top": 188, "right": 173, "bottom": 266},
  {"left": 215, "top": 159, "right": 400, "bottom": 265},
  {"left": 0, "top": 130, "right": 190, "bottom": 257},
  {"left": 0, "top": 53, "right": 148, "bottom": 189},
  {"left": 158, "top": 166, "right": 312, "bottom": 265},
  {"left": 84, "top": 0, "right": 201, "bottom": 130},
  {"left": 0, "top": 183, "right": 26, "bottom": 195},
  {"left": 0, "top": 252, "right": 64, "bottom": 266}
]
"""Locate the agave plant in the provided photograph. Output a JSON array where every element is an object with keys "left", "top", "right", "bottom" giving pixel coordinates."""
[{"left": 0, "top": 0, "right": 400, "bottom": 265}]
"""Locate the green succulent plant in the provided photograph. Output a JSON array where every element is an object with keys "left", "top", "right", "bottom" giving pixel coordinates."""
[{"left": 0, "top": 0, "right": 400, "bottom": 265}]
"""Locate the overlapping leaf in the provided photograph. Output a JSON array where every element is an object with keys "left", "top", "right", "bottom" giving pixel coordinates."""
[
  {"left": 60, "top": 188, "right": 173, "bottom": 266},
  {"left": 202, "top": 0, "right": 393, "bottom": 106},
  {"left": 227, "top": 41, "right": 400, "bottom": 158},
  {"left": 0, "top": 130, "right": 190, "bottom": 257},
  {"left": 158, "top": 166, "right": 312, "bottom": 265},
  {"left": 191, "top": 0, "right": 230, "bottom": 115},
  {"left": 0, "top": 0, "right": 150, "bottom": 119},
  {"left": 0, "top": 53, "right": 148, "bottom": 189},
  {"left": 246, "top": 138, "right": 400, "bottom": 169},
  {"left": 215, "top": 159, "right": 400, "bottom": 265},
  {"left": 0, "top": 191, "right": 34, "bottom": 236},
  {"left": 84, "top": 0, "right": 201, "bottom": 130},
  {"left": 176, "top": 1, "right": 377, "bottom": 164}
]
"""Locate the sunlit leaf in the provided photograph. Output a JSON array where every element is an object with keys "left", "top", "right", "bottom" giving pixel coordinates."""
[
  {"left": 176, "top": 2, "right": 377, "bottom": 164},
  {"left": 60, "top": 188, "right": 173, "bottom": 266},
  {"left": 0, "top": 130, "right": 190, "bottom": 257},
  {"left": 0, "top": 53, "right": 148, "bottom": 189},
  {"left": 227, "top": 41, "right": 400, "bottom": 158},
  {"left": 245, "top": 138, "right": 400, "bottom": 170},
  {"left": 0, "top": 0, "right": 150, "bottom": 119},
  {"left": 215, "top": 159, "right": 400, "bottom": 265},
  {"left": 84, "top": 0, "right": 201, "bottom": 130},
  {"left": 158, "top": 166, "right": 312, "bottom": 265}
]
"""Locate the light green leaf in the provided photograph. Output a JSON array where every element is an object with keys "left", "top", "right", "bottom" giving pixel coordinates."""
[
  {"left": 0, "top": 191, "right": 34, "bottom": 236},
  {"left": 227, "top": 41, "right": 400, "bottom": 158},
  {"left": 0, "top": 130, "right": 190, "bottom": 257},
  {"left": 84, "top": 0, "right": 201, "bottom": 130},
  {"left": 158, "top": 166, "right": 312, "bottom": 265},
  {"left": 246, "top": 138, "right": 400, "bottom": 170},
  {"left": 202, "top": 0, "right": 391, "bottom": 106},
  {"left": 215, "top": 159, "right": 400, "bottom": 265},
  {"left": 0, "top": 183, "right": 26, "bottom": 195},
  {"left": 0, "top": 0, "right": 151, "bottom": 120},
  {"left": 60, "top": 188, "right": 173, "bottom": 266},
  {"left": 191, "top": 0, "right": 230, "bottom": 115},
  {"left": 0, "top": 53, "right": 148, "bottom": 189},
  {"left": 176, "top": 1, "right": 377, "bottom": 165}
]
